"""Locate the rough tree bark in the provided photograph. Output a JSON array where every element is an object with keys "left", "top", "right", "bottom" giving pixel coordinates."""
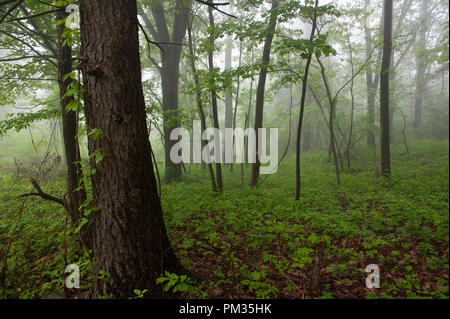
[{"left": 79, "top": 0, "right": 180, "bottom": 298}]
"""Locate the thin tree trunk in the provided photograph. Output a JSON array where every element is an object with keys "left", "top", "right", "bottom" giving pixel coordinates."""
[
  {"left": 295, "top": 0, "right": 318, "bottom": 200},
  {"left": 250, "top": 0, "right": 279, "bottom": 187},
  {"left": 224, "top": 0, "right": 234, "bottom": 132},
  {"left": 364, "top": 0, "right": 383, "bottom": 149},
  {"left": 399, "top": 108, "right": 409, "bottom": 154},
  {"left": 380, "top": 0, "right": 393, "bottom": 177},
  {"left": 56, "top": 9, "right": 90, "bottom": 249},
  {"left": 231, "top": 37, "right": 243, "bottom": 173},
  {"left": 413, "top": 0, "right": 429, "bottom": 136},
  {"left": 316, "top": 57, "right": 341, "bottom": 186},
  {"left": 389, "top": 0, "right": 414, "bottom": 142},
  {"left": 141, "top": 1, "right": 192, "bottom": 182},
  {"left": 79, "top": 0, "right": 180, "bottom": 298},
  {"left": 346, "top": 31, "right": 355, "bottom": 170},
  {"left": 389, "top": 50, "right": 395, "bottom": 142},
  {"left": 302, "top": 94, "right": 312, "bottom": 153},
  {"left": 208, "top": 6, "right": 223, "bottom": 191},
  {"left": 187, "top": 19, "right": 217, "bottom": 192},
  {"left": 244, "top": 47, "right": 255, "bottom": 168}
]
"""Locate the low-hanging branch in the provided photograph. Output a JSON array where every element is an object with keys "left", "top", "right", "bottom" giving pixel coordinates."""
[{"left": 18, "top": 178, "right": 66, "bottom": 207}]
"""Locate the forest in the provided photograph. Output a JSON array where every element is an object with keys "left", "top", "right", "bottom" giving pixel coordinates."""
[{"left": 0, "top": 0, "right": 448, "bottom": 301}]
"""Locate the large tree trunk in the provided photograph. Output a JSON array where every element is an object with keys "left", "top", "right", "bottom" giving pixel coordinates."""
[
  {"left": 249, "top": 0, "right": 279, "bottom": 187},
  {"left": 56, "top": 9, "right": 90, "bottom": 249},
  {"left": 79, "top": 0, "right": 180, "bottom": 298},
  {"left": 380, "top": 0, "right": 393, "bottom": 177}
]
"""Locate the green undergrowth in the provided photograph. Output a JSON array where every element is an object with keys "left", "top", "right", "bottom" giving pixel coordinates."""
[
  {"left": 161, "top": 140, "right": 449, "bottom": 299},
  {"left": 0, "top": 139, "right": 448, "bottom": 298}
]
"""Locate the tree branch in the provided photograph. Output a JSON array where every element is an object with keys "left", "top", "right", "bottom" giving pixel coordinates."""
[
  {"left": 195, "top": 0, "right": 237, "bottom": 18},
  {"left": 6, "top": 7, "right": 60, "bottom": 22},
  {"left": 18, "top": 178, "right": 65, "bottom": 207},
  {"left": 0, "top": 0, "right": 24, "bottom": 24}
]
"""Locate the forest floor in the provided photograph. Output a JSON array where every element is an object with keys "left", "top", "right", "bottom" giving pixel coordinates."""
[{"left": 0, "top": 137, "right": 448, "bottom": 299}]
